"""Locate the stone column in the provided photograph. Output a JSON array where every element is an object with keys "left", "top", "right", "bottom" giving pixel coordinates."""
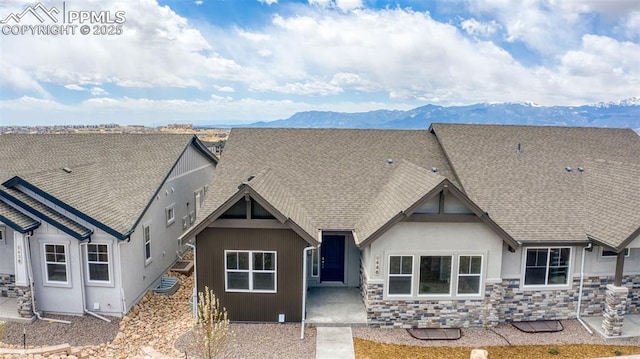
[
  {"left": 16, "top": 286, "right": 34, "bottom": 318},
  {"left": 601, "top": 284, "right": 628, "bottom": 336}
]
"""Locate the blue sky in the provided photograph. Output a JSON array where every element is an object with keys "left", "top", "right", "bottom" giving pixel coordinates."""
[{"left": 1, "top": 0, "right": 639, "bottom": 126}]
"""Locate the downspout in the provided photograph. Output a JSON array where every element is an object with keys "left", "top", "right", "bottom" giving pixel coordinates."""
[
  {"left": 300, "top": 246, "right": 313, "bottom": 340},
  {"left": 78, "top": 242, "right": 111, "bottom": 323},
  {"left": 186, "top": 242, "right": 197, "bottom": 319},
  {"left": 117, "top": 240, "right": 127, "bottom": 316},
  {"left": 576, "top": 243, "right": 593, "bottom": 334},
  {"left": 24, "top": 235, "right": 70, "bottom": 324}
]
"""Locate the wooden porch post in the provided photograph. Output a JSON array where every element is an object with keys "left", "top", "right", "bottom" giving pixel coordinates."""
[{"left": 614, "top": 250, "right": 626, "bottom": 286}]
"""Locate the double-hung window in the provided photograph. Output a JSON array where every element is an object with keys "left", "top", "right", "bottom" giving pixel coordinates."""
[
  {"left": 457, "top": 255, "right": 482, "bottom": 295},
  {"left": 225, "top": 250, "right": 276, "bottom": 292},
  {"left": 524, "top": 247, "right": 570, "bottom": 286},
  {"left": 86, "top": 244, "right": 110, "bottom": 282},
  {"left": 388, "top": 255, "right": 413, "bottom": 295},
  {"left": 44, "top": 243, "right": 68, "bottom": 284},
  {"left": 143, "top": 224, "right": 152, "bottom": 264}
]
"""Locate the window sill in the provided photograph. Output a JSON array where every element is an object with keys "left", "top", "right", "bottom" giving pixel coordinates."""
[
  {"left": 43, "top": 281, "right": 72, "bottom": 289},
  {"left": 86, "top": 280, "right": 115, "bottom": 288},
  {"left": 225, "top": 289, "right": 277, "bottom": 294}
]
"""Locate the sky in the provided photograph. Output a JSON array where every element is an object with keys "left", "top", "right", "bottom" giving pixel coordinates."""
[{"left": 0, "top": 0, "right": 639, "bottom": 126}]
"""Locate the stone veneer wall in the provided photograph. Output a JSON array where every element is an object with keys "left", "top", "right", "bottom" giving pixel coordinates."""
[
  {"left": 0, "top": 273, "right": 33, "bottom": 318},
  {"left": 360, "top": 270, "right": 640, "bottom": 328}
]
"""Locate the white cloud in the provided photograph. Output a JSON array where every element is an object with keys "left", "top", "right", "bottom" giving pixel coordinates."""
[
  {"left": 461, "top": 18, "right": 501, "bottom": 37},
  {"left": 194, "top": 0, "right": 204, "bottom": 5},
  {"left": 258, "top": 0, "right": 278, "bottom": 5},
  {"left": 64, "top": 84, "right": 86, "bottom": 91},
  {"left": 217, "top": 86, "right": 235, "bottom": 93},
  {"left": 90, "top": 87, "right": 109, "bottom": 96},
  {"left": 307, "top": 0, "right": 362, "bottom": 12}
]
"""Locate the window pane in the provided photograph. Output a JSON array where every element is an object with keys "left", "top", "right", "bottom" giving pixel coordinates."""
[
  {"left": 524, "top": 267, "right": 546, "bottom": 285},
  {"left": 470, "top": 256, "right": 482, "bottom": 273},
  {"left": 401, "top": 256, "right": 413, "bottom": 274},
  {"left": 226, "top": 252, "right": 237, "bottom": 269},
  {"left": 253, "top": 252, "right": 264, "bottom": 270},
  {"left": 88, "top": 253, "right": 97, "bottom": 262},
  {"left": 459, "top": 256, "right": 470, "bottom": 274},
  {"left": 548, "top": 267, "right": 568, "bottom": 285},
  {"left": 388, "top": 277, "right": 412, "bottom": 295},
  {"left": 89, "top": 263, "right": 109, "bottom": 281},
  {"left": 550, "top": 248, "right": 570, "bottom": 267},
  {"left": 264, "top": 253, "right": 274, "bottom": 271},
  {"left": 253, "top": 272, "right": 275, "bottom": 290},
  {"left": 227, "top": 272, "right": 249, "bottom": 290},
  {"left": 419, "top": 256, "right": 451, "bottom": 294},
  {"left": 526, "top": 249, "right": 547, "bottom": 267},
  {"left": 389, "top": 256, "right": 401, "bottom": 274},
  {"left": 98, "top": 253, "right": 108, "bottom": 262},
  {"left": 238, "top": 252, "right": 249, "bottom": 270},
  {"left": 145, "top": 243, "right": 151, "bottom": 260},
  {"left": 47, "top": 263, "right": 67, "bottom": 282},
  {"left": 312, "top": 250, "right": 319, "bottom": 276},
  {"left": 458, "top": 276, "right": 481, "bottom": 294}
]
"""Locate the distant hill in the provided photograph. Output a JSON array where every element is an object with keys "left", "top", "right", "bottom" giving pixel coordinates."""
[{"left": 241, "top": 98, "right": 640, "bottom": 131}]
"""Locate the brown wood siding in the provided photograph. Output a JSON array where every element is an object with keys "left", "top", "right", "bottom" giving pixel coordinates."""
[{"left": 196, "top": 227, "right": 307, "bottom": 322}]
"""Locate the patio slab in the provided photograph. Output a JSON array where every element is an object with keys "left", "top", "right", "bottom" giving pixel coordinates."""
[
  {"left": 306, "top": 287, "right": 367, "bottom": 327},
  {"left": 582, "top": 315, "right": 640, "bottom": 339}
]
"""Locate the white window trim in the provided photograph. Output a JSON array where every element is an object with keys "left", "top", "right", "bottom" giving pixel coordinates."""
[
  {"left": 521, "top": 247, "right": 572, "bottom": 290},
  {"left": 224, "top": 250, "right": 277, "bottom": 293},
  {"left": 600, "top": 247, "right": 630, "bottom": 258},
  {"left": 84, "top": 242, "right": 114, "bottom": 286},
  {"left": 416, "top": 255, "right": 454, "bottom": 297},
  {"left": 143, "top": 222, "right": 152, "bottom": 265},
  {"left": 386, "top": 255, "right": 414, "bottom": 297},
  {"left": 384, "top": 251, "right": 486, "bottom": 300},
  {"left": 43, "top": 242, "right": 71, "bottom": 287},
  {"left": 456, "top": 255, "right": 484, "bottom": 297},
  {"left": 165, "top": 203, "right": 176, "bottom": 226}
]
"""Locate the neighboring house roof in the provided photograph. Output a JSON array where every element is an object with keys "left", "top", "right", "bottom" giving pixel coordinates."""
[
  {"left": 431, "top": 123, "right": 640, "bottom": 249},
  {"left": 0, "top": 200, "right": 40, "bottom": 233},
  {"left": 0, "top": 134, "right": 217, "bottom": 240},
  {"left": 188, "top": 128, "right": 515, "bottom": 247}
]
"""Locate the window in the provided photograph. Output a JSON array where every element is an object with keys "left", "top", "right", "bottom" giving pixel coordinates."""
[
  {"left": 601, "top": 248, "right": 630, "bottom": 258},
  {"left": 220, "top": 199, "right": 247, "bottom": 219},
  {"left": 524, "top": 248, "right": 570, "bottom": 286},
  {"left": 311, "top": 248, "right": 319, "bottom": 277},
  {"left": 419, "top": 256, "right": 452, "bottom": 295},
  {"left": 143, "top": 224, "right": 152, "bottom": 264},
  {"left": 386, "top": 253, "right": 484, "bottom": 298},
  {"left": 44, "top": 244, "right": 68, "bottom": 283},
  {"left": 457, "top": 255, "right": 482, "bottom": 295},
  {"left": 388, "top": 255, "right": 413, "bottom": 295},
  {"left": 251, "top": 199, "right": 276, "bottom": 219},
  {"left": 0, "top": 225, "right": 5, "bottom": 245},
  {"left": 86, "top": 244, "right": 110, "bottom": 282},
  {"left": 165, "top": 204, "right": 175, "bottom": 226},
  {"left": 225, "top": 250, "right": 276, "bottom": 292}
]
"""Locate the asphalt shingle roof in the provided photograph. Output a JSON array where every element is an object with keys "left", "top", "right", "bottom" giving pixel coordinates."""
[
  {"left": 195, "top": 128, "right": 456, "bottom": 244},
  {"left": 431, "top": 123, "right": 640, "bottom": 248},
  {"left": 0, "top": 200, "right": 39, "bottom": 233},
  {"left": 0, "top": 134, "right": 203, "bottom": 237}
]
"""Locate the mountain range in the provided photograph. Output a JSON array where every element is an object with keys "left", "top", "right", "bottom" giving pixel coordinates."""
[{"left": 232, "top": 98, "right": 640, "bottom": 132}]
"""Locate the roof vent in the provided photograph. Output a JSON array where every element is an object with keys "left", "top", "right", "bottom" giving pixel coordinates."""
[
  {"left": 431, "top": 167, "right": 438, "bottom": 173},
  {"left": 387, "top": 158, "right": 394, "bottom": 164},
  {"left": 247, "top": 175, "right": 255, "bottom": 181},
  {"left": 516, "top": 143, "right": 522, "bottom": 154},
  {"left": 578, "top": 167, "right": 585, "bottom": 173},
  {"left": 565, "top": 166, "right": 573, "bottom": 172},
  {"left": 62, "top": 167, "right": 72, "bottom": 173}
]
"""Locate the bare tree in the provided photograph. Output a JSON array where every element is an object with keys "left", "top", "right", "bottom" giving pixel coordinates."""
[{"left": 193, "top": 286, "right": 232, "bottom": 359}]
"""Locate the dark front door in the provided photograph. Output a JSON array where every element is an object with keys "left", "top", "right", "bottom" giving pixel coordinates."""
[{"left": 320, "top": 235, "right": 345, "bottom": 282}]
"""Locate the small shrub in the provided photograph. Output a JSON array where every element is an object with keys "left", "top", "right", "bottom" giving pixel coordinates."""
[
  {"left": 614, "top": 350, "right": 624, "bottom": 356},
  {"left": 193, "top": 286, "right": 232, "bottom": 359},
  {"left": 548, "top": 347, "right": 560, "bottom": 355}
]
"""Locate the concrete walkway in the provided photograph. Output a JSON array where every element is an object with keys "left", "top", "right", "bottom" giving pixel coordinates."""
[
  {"left": 583, "top": 315, "right": 640, "bottom": 339},
  {"left": 316, "top": 327, "right": 355, "bottom": 359},
  {"left": 0, "top": 297, "right": 26, "bottom": 322},
  {"left": 306, "top": 287, "right": 367, "bottom": 326}
]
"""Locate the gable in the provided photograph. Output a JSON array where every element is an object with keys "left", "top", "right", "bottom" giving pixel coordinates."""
[
  {"left": 412, "top": 189, "right": 474, "bottom": 215},
  {"left": 219, "top": 197, "right": 276, "bottom": 220}
]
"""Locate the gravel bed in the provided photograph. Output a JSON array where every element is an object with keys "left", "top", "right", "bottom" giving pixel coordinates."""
[
  {"left": 1, "top": 314, "right": 120, "bottom": 347},
  {"left": 353, "top": 320, "right": 640, "bottom": 348},
  {"left": 175, "top": 323, "right": 316, "bottom": 359}
]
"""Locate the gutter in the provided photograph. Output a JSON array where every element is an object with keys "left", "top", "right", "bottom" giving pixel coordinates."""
[
  {"left": 186, "top": 242, "right": 198, "bottom": 319},
  {"left": 576, "top": 243, "right": 593, "bottom": 334},
  {"left": 300, "top": 246, "right": 314, "bottom": 340}
]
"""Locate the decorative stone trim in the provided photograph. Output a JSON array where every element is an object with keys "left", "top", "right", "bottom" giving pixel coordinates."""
[
  {"left": 0, "top": 273, "right": 34, "bottom": 318},
  {"left": 601, "top": 284, "right": 628, "bottom": 336},
  {"left": 360, "top": 274, "right": 636, "bottom": 328}
]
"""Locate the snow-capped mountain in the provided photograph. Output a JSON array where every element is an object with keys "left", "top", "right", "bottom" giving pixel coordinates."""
[{"left": 243, "top": 98, "right": 640, "bottom": 130}]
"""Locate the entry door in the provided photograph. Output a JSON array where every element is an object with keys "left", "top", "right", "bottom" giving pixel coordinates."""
[{"left": 320, "top": 235, "right": 345, "bottom": 282}]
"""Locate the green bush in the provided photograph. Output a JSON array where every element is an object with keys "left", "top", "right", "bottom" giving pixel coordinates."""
[{"left": 548, "top": 347, "right": 560, "bottom": 355}]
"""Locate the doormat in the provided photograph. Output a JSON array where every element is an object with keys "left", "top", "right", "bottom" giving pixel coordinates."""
[
  {"left": 512, "top": 320, "right": 563, "bottom": 333},
  {"left": 407, "top": 328, "right": 461, "bottom": 340}
]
